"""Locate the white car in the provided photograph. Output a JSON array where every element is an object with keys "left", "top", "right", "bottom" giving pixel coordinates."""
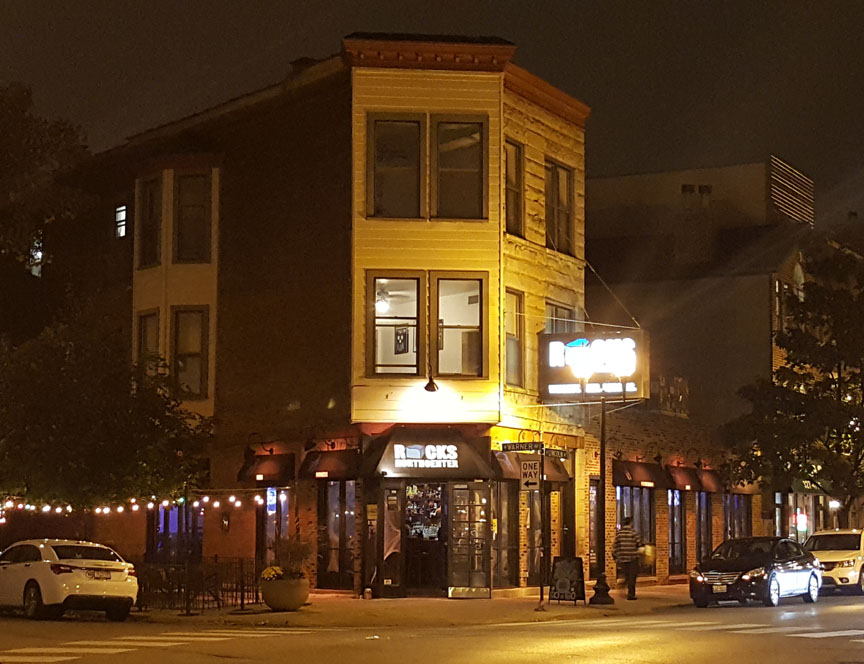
[
  {"left": 0, "top": 539, "right": 138, "bottom": 620},
  {"left": 804, "top": 529, "right": 864, "bottom": 594}
]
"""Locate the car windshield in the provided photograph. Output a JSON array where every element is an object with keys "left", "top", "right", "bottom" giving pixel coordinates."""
[
  {"left": 711, "top": 539, "right": 775, "bottom": 559},
  {"left": 51, "top": 545, "right": 122, "bottom": 562},
  {"left": 805, "top": 534, "right": 861, "bottom": 551}
]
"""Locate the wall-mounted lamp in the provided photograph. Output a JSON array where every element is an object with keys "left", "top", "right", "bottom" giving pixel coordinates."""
[
  {"left": 653, "top": 453, "right": 663, "bottom": 465},
  {"left": 694, "top": 459, "right": 703, "bottom": 469},
  {"left": 613, "top": 449, "right": 623, "bottom": 461}
]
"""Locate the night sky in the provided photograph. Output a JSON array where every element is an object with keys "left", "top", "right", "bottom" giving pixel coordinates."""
[{"left": 3, "top": 1, "right": 863, "bottom": 224}]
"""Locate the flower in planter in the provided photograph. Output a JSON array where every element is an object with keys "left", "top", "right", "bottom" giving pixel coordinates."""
[
  {"left": 261, "top": 537, "right": 314, "bottom": 581},
  {"left": 261, "top": 566, "right": 286, "bottom": 582}
]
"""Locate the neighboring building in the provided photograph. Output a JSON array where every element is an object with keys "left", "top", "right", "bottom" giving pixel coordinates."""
[
  {"left": 28, "top": 34, "right": 598, "bottom": 598},
  {"left": 586, "top": 156, "right": 816, "bottom": 556}
]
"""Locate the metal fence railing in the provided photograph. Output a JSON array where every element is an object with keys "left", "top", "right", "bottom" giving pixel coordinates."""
[{"left": 133, "top": 557, "right": 260, "bottom": 613}]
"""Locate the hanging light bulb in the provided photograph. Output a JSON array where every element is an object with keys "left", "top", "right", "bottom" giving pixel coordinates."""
[
  {"left": 117, "top": 506, "right": 124, "bottom": 513},
  {"left": 375, "top": 292, "right": 390, "bottom": 314},
  {"left": 146, "top": 502, "right": 155, "bottom": 510},
  {"left": 213, "top": 500, "right": 221, "bottom": 508},
  {"left": 131, "top": 504, "right": 140, "bottom": 512}
]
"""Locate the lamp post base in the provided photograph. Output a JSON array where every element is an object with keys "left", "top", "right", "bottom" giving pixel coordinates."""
[{"left": 589, "top": 573, "right": 615, "bottom": 605}]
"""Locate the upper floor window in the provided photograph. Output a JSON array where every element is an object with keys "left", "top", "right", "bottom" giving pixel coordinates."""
[
  {"left": 545, "top": 161, "right": 573, "bottom": 255},
  {"left": 137, "top": 311, "right": 159, "bottom": 368},
  {"left": 174, "top": 173, "right": 211, "bottom": 263},
  {"left": 505, "top": 289, "right": 524, "bottom": 387},
  {"left": 172, "top": 307, "right": 208, "bottom": 399},
  {"left": 545, "top": 302, "right": 578, "bottom": 333},
  {"left": 367, "top": 270, "right": 487, "bottom": 378},
  {"left": 115, "top": 205, "right": 128, "bottom": 238},
  {"left": 367, "top": 114, "right": 487, "bottom": 221},
  {"left": 138, "top": 177, "right": 162, "bottom": 268},
  {"left": 505, "top": 141, "right": 523, "bottom": 237}
]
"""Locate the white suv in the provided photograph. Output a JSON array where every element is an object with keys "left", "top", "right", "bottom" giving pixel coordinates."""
[
  {"left": 804, "top": 530, "right": 864, "bottom": 594},
  {"left": 0, "top": 539, "right": 138, "bottom": 620}
]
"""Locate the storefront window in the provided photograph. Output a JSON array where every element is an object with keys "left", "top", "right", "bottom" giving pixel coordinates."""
[
  {"left": 695, "top": 491, "right": 712, "bottom": 562},
  {"left": 148, "top": 502, "right": 203, "bottom": 563},
  {"left": 616, "top": 485, "right": 655, "bottom": 576},
  {"left": 668, "top": 490, "right": 686, "bottom": 574},
  {"left": 259, "top": 487, "right": 294, "bottom": 568},
  {"left": 723, "top": 494, "right": 752, "bottom": 540},
  {"left": 317, "top": 481, "right": 355, "bottom": 590},
  {"left": 492, "top": 481, "right": 519, "bottom": 588}
]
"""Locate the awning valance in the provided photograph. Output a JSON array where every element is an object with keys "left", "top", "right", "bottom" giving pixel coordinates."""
[
  {"left": 697, "top": 469, "right": 724, "bottom": 493},
  {"left": 237, "top": 453, "right": 295, "bottom": 485},
  {"left": 493, "top": 452, "right": 570, "bottom": 484},
  {"left": 666, "top": 465, "right": 701, "bottom": 492},
  {"left": 613, "top": 460, "right": 672, "bottom": 490},
  {"left": 361, "top": 426, "right": 494, "bottom": 480},
  {"left": 298, "top": 450, "right": 361, "bottom": 480}
]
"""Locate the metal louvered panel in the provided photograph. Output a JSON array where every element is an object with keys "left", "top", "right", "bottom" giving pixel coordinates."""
[{"left": 703, "top": 571, "right": 741, "bottom": 584}]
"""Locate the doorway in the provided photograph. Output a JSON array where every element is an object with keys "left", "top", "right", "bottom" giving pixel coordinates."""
[
  {"left": 405, "top": 483, "right": 446, "bottom": 592},
  {"left": 317, "top": 480, "right": 356, "bottom": 590}
]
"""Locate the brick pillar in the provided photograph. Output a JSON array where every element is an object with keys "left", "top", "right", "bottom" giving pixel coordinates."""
[
  {"left": 712, "top": 492, "right": 725, "bottom": 545},
  {"left": 751, "top": 494, "right": 763, "bottom": 536},
  {"left": 604, "top": 461, "right": 616, "bottom": 583},
  {"left": 550, "top": 490, "right": 561, "bottom": 558},
  {"left": 519, "top": 490, "right": 529, "bottom": 587},
  {"left": 296, "top": 479, "right": 317, "bottom": 589},
  {"left": 655, "top": 489, "right": 669, "bottom": 583},
  {"left": 685, "top": 491, "right": 698, "bottom": 571}
]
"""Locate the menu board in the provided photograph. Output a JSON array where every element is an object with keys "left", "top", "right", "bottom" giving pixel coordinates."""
[{"left": 549, "top": 556, "right": 586, "bottom": 604}]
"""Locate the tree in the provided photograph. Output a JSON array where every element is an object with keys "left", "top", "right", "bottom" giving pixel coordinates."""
[
  {"left": 726, "top": 233, "right": 864, "bottom": 526},
  {"left": 0, "top": 314, "right": 211, "bottom": 508},
  {"left": 0, "top": 82, "right": 89, "bottom": 262}
]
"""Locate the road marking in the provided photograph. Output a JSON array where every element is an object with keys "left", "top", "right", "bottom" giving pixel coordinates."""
[
  {"left": 791, "top": 630, "right": 864, "bottom": 639},
  {"left": 6, "top": 647, "right": 134, "bottom": 654},
  {"left": 630, "top": 621, "right": 717, "bottom": 629},
  {"left": 113, "top": 635, "right": 229, "bottom": 642},
  {"left": 730, "top": 626, "right": 814, "bottom": 634},
  {"left": 0, "top": 657, "right": 79, "bottom": 663},
  {"left": 193, "top": 631, "right": 277, "bottom": 638},
  {"left": 68, "top": 640, "right": 188, "bottom": 647},
  {"left": 678, "top": 623, "right": 767, "bottom": 631}
]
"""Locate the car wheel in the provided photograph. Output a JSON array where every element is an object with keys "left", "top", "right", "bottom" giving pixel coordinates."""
[
  {"left": 693, "top": 598, "right": 709, "bottom": 608},
  {"left": 763, "top": 575, "right": 781, "bottom": 607},
  {"left": 803, "top": 574, "right": 819, "bottom": 603},
  {"left": 23, "top": 582, "right": 46, "bottom": 620},
  {"left": 106, "top": 605, "right": 131, "bottom": 622},
  {"left": 738, "top": 599, "right": 748, "bottom": 606},
  {"left": 854, "top": 569, "right": 864, "bottom": 596}
]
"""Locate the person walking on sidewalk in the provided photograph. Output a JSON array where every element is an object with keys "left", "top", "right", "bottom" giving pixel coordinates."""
[{"left": 613, "top": 516, "right": 644, "bottom": 600}]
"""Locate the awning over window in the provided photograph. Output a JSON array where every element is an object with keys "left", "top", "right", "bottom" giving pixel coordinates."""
[
  {"left": 361, "top": 426, "right": 494, "bottom": 480},
  {"left": 730, "top": 481, "right": 760, "bottom": 495},
  {"left": 237, "top": 453, "right": 295, "bottom": 485},
  {"left": 666, "top": 465, "right": 702, "bottom": 492},
  {"left": 697, "top": 469, "right": 724, "bottom": 493},
  {"left": 612, "top": 460, "right": 672, "bottom": 490},
  {"left": 493, "top": 452, "right": 570, "bottom": 484},
  {"left": 298, "top": 450, "right": 361, "bottom": 480}
]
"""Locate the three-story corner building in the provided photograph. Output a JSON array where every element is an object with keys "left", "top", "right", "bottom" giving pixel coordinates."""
[{"left": 53, "top": 33, "right": 591, "bottom": 598}]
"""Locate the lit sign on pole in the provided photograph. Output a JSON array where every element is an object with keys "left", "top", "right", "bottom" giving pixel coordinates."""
[{"left": 538, "top": 328, "right": 649, "bottom": 402}]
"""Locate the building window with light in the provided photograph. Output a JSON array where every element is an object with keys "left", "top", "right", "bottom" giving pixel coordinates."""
[
  {"left": 433, "top": 119, "right": 485, "bottom": 219},
  {"left": 115, "top": 204, "right": 127, "bottom": 238},
  {"left": 174, "top": 172, "right": 211, "bottom": 263},
  {"left": 369, "top": 273, "right": 422, "bottom": 376},
  {"left": 616, "top": 485, "right": 655, "bottom": 576},
  {"left": 138, "top": 177, "right": 161, "bottom": 268},
  {"left": 172, "top": 307, "right": 208, "bottom": 399},
  {"left": 505, "top": 140, "right": 523, "bottom": 237},
  {"left": 505, "top": 290, "right": 523, "bottom": 387},
  {"left": 668, "top": 489, "right": 686, "bottom": 575},
  {"left": 723, "top": 494, "right": 752, "bottom": 540},
  {"left": 368, "top": 117, "right": 424, "bottom": 218},
  {"left": 433, "top": 274, "right": 484, "bottom": 377},
  {"left": 695, "top": 491, "right": 712, "bottom": 561},
  {"left": 545, "top": 302, "right": 578, "bottom": 333},
  {"left": 545, "top": 161, "right": 573, "bottom": 255},
  {"left": 137, "top": 311, "right": 160, "bottom": 368}
]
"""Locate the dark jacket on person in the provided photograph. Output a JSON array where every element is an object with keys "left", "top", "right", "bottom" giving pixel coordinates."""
[{"left": 613, "top": 525, "right": 644, "bottom": 563}]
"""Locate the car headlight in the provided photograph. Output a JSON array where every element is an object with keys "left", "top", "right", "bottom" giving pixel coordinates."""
[
  {"left": 838, "top": 559, "right": 856, "bottom": 568},
  {"left": 741, "top": 567, "right": 766, "bottom": 581},
  {"left": 689, "top": 569, "right": 704, "bottom": 582}
]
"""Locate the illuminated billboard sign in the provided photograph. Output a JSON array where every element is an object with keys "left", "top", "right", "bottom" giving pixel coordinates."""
[{"left": 538, "top": 328, "right": 649, "bottom": 402}]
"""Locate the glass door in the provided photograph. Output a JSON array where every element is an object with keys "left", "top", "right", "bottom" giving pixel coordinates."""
[
  {"left": 447, "top": 482, "right": 491, "bottom": 598},
  {"left": 668, "top": 489, "right": 686, "bottom": 575},
  {"left": 378, "top": 481, "right": 405, "bottom": 597},
  {"left": 317, "top": 480, "right": 356, "bottom": 590}
]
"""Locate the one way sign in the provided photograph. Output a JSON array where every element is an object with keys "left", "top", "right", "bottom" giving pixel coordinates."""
[{"left": 520, "top": 459, "right": 540, "bottom": 490}]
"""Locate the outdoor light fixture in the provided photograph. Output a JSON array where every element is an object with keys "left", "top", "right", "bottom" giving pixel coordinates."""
[
  {"left": 424, "top": 376, "right": 439, "bottom": 392},
  {"left": 830, "top": 500, "right": 842, "bottom": 510}
]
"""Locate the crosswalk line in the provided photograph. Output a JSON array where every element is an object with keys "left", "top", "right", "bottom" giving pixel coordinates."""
[
  {"left": 791, "top": 630, "right": 864, "bottom": 639},
  {"left": 0, "top": 657, "right": 79, "bottom": 663},
  {"left": 194, "top": 631, "right": 277, "bottom": 638},
  {"left": 114, "top": 635, "right": 229, "bottom": 642},
  {"left": 573, "top": 619, "right": 675, "bottom": 627},
  {"left": 7, "top": 647, "right": 134, "bottom": 655},
  {"left": 678, "top": 623, "right": 767, "bottom": 631},
  {"left": 631, "top": 621, "right": 717, "bottom": 629},
  {"left": 731, "top": 626, "right": 814, "bottom": 634},
  {"left": 68, "top": 640, "right": 188, "bottom": 647}
]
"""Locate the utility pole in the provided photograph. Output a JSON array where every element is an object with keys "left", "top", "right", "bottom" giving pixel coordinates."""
[{"left": 590, "top": 397, "right": 614, "bottom": 604}]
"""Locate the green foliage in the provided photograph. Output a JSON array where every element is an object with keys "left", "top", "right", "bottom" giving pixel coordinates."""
[
  {"left": 268, "top": 536, "right": 315, "bottom": 579},
  {"left": 726, "top": 232, "right": 864, "bottom": 515},
  {"left": 0, "top": 82, "right": 89, "bottom": 260},
  {"left": 0, "top": 314, "right": 211, "bottom": 507}
]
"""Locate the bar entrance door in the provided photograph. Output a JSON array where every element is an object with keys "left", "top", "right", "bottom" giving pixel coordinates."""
[{"left": 447, "top": 482, "right": 491, "bottom": 598}]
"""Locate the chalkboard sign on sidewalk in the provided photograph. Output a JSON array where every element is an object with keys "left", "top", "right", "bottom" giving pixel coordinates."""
[{"left": 549, "top": 556, "right": 586, "bottom": 605}]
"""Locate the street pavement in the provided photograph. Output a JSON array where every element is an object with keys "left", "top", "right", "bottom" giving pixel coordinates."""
[{"left": 4, "top": 587, "right": 864, "bottom": 663}]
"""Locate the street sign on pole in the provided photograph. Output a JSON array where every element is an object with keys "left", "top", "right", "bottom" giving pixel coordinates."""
[
  {"left": 502, "top": 442, "right": 544, "bottom": 453},
  {"left": 520, "top": 458, "right": 540, "bottom": 490}
]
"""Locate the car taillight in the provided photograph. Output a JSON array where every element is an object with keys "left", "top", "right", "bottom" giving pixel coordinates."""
[
  {"left": 50, "top": 564, "right": 73, "bottom": 575},
  {"left": 127, "top": 567, "right": 137, "bottom": 577}
]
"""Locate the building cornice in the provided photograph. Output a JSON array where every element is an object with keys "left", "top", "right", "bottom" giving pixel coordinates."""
[
  {"left": 504, "top": 63, "right": 590, "bottom": 129},
  {"left": 341, "top": 36, "right": 516, "bottom": 72}
]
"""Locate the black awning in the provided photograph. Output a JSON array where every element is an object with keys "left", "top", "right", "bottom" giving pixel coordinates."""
[
  {"left": 237, "top": 453, "right": 295, "bottom": 485},
  {"left": 362, "top": 426, "right": 494, "bottom": 480},
  {"left": 613, "top": 460, "right": 672, "bottom": 490},
  {"left": 666, "top": 465, "right": 702, "bottom": 492},
  {"left": 697, "top": 469, "right": 725, "bottom": 493},
  {"left": 298, "top": 450, "right": 361, "bottom": 480},
  {"left": 493, "top": 452, "right": 570, "bottom": 483}
]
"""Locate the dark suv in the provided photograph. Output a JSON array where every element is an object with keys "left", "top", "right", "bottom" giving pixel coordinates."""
[{"left": 690, "top": 537, "right": 822, "bottom": 607}]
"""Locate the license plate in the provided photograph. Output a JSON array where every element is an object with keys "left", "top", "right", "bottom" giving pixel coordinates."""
[
  {"left": 87, "top": 570, "right": 111, "bottom": 580},
  {"left": 712, "top": 584, "right": 727, "bottom": 593}
]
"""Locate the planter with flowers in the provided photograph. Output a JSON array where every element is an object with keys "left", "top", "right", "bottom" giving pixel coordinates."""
[{"left": 260, "top": 537, "right": 314, "bottom": 611}]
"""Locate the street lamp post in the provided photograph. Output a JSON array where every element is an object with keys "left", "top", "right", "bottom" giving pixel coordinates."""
[{"left": 589, "top": 396, "right": 614, "bottom": 605}]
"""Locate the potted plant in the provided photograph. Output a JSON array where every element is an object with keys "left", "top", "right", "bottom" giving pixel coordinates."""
[{"left": 260, "top": 537, "right": 314, "bottom": 611}]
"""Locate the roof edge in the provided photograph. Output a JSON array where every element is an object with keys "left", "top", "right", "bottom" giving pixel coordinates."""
[{"left": 504, "top": 63, "right": 590, "bottom": 129}]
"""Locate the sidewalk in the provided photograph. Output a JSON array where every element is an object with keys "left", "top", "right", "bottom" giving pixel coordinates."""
[{"left": 131, "top": 584, "right": 693, "bottom": 629}]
